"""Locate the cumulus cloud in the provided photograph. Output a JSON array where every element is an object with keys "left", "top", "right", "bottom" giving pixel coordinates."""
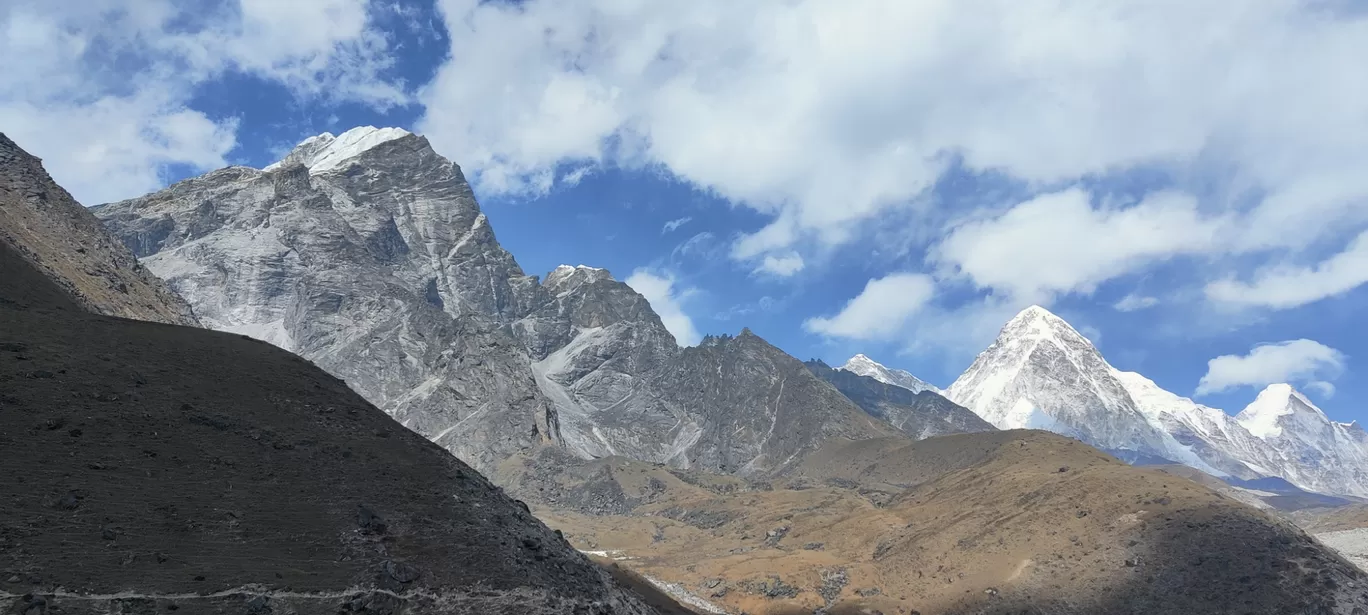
[
  {"left": 624, "top": 269, "right": 702, "bottom": 346},
  {"left": 417, "top": 0, "right": 1368, "bottom": 285},
  {"left": 1195, "top": 339, "right": 1347, "bottom": 396},
  {"left": 0, "top": 0, "right": 406, "bottom": 204},
  {"left": 1114, "top": 294, "right": 1160, "bottom": 312},
  {"left": 1206, "top": 230, "right": 1368, "bottom": 309},
  {"left": 804, "top": 273, "right": 935, "bottom": 340},
  {"left": 933, "top": 189, "right": 1224, "bottom": 301}
]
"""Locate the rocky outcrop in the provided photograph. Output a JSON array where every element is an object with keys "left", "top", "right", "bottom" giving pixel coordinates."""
[
  {"left": 0, "top": 133, "right": 197, "bottom": 325},
  {"left": 805, "top": 359, "right": 995, "bottom": 439}
]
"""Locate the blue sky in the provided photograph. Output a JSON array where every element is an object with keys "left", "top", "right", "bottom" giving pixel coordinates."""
[{"left": 2, "top": 0, "right": 1366, "bottom": 423}]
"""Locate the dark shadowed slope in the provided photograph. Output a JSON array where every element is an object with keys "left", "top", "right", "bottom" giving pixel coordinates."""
[
  {"left": 0, "top": 134, "right": 198, "bottom": 326},
  {"left": 0, "top": 245, "right": 658, "bottom": 612}
]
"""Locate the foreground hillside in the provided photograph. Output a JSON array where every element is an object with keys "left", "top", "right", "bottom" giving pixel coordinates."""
[
  {"left": 518, "top": 431, "right": 1368, "bottom": 615},
  {"left": 0, "top": 134, "right": 197, "bottom": 325},
  {"left": 0, "top": 241, "right": 658, "bottom": 611}
]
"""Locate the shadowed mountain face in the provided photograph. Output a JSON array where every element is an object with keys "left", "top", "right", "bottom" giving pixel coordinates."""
[
  {"left": 804, "top": 359, "right": 995, "bottom": 439},
  {"left": 0, "top": 140, "right": 659, "bottom": 615},
  {"left": 0, "top": 134, "right": 197, "bottom": 326}
]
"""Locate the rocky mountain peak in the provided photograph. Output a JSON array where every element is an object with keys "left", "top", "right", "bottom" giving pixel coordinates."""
[{"left": 543, "top": 264, "right": 614, "bottom": 296}]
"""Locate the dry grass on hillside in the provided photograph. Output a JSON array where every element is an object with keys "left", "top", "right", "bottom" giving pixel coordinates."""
[{"left": 527, "top": 431, "right": 1368, "bottom": 615}]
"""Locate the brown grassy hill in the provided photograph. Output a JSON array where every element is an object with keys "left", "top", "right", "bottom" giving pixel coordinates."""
[
  {"left": 0, "top": 238, "right": 662, "bottom": 614},
  {"left": 525, "top": 431, "right": 1368, "bottom": 615},
  {"left": 0, "top": 133, "right": 198, "bottom": 326},
  {"left": 1295, "top": 505, "right": 1368, "bottom": 533}
]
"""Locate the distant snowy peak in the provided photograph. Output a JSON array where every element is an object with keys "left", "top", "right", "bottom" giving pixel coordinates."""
[
  {"left": 1002, "top": 304, "right": 1094, "bottom": 348},
  {"left": 947, "top": 304, "right": 1102, "bottom": 429},
  {"left": 840, "top": 354, "right": 942, "bottom": 395},
  {"left": 264, "top": 126, "right": 413, "bottom": 174},
  {"left": 947, "top": 304, "right": 1232, "bottom": 476},
  {"left": 1237, "top": 383, "right": 1332, "bottom": 440},
  {"left": 947, "top": 304, "right": 1368, "bottom": 497}
]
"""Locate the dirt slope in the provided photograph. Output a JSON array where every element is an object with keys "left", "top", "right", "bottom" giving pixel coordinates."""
[
  {"left": 0, "top": 239, "right": 660, "bottom": 614},
  {"left": 0, "top": 133, "right": 198, "bottom": 326},
  {"left": 1295, "top": 505, "right": 1368, "bottom": 533},
  {"left": 528, "top": 431, "right": 1368, "bottom": 615}
]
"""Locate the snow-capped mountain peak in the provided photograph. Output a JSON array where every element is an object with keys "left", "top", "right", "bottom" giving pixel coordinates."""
[
  {"left": 948, "top": 305, "right": 1368, "bottom": 497},
  {"left": 264, "top": 126, "right": 412, "bottom": 174},
  {"left": 840, "top": 354, "right": 942, "bottom": 395},
  {"left": 1002, "top": 304, "right": 1093, "bottom": 347},
  {"left": 1237, "top": 383, "right": 1331, "bottom": 440},
  {"left": 948, "top": 305, "right": 1235, "bottom": 477}
]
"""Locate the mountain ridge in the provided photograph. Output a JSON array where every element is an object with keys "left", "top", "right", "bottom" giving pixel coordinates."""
[
  {"left": 94, "top": 128, "right": 923, "bottom": 480},
  {"left": 941, "top": 304, "right": 1368, "bottom": 497}
]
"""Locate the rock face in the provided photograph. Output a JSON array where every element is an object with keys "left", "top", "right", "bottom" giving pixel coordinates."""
[
  {"left": 94, "top": 127, "right": 916, "bottom": 477},
  {"left": 946, "top": 305, "right": 1368, "bottom": 498},
  {"left": 0, "top": 153, "right": 659, "bottom": 614},
  {"left": 94, "top": 127, "right": 551, "bottom": 474},
  {"left": 805, "top": 359, "right": 995, "bottom": 439},
  {"left": 650, "top": 331, "right": 900, "bottom": 475},
  {"left": 0, "top": 133, "right": 197, "bottom": 326}
]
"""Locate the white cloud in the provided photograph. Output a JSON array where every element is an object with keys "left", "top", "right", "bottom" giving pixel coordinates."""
[
  {"left": 1195, "top": 339, "right": 1347, "bottom": 396},
  {"left": 1114, "top": 293, "right": 1160, "bottom": 312},
  {"left": 1305, "top": 381, "right": 1336, "bottom": 399},
  {"left": 933, "top": 189, "right": 1224, "bottom": 301},
  {"left": 804, "top": 273, "right": 934, "bottom": 340},
  {"left": 661, "top": 216, "right": 692, "bottom": 234},
  {"left": 756, "top": 253, "right": 805, "bottom": 277},
  {"left": 417, "top": 0, "right": 1368, "bottom": 281},
  {"left": 562, "top": 165, "right": 593, "bottom": 186},
  {"left": 0, "top": 0, "right": 405, "bottom": 204},
  {"left": 1206, "top": 230, "right": 1368, "bottom": 309},
  {"left": 624, "top": 269, "right": 702, "bottom": 346}
]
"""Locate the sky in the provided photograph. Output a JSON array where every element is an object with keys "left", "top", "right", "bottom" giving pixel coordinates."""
[{"left": 2, "top": 0, "right": 1366, "bottom": 423}]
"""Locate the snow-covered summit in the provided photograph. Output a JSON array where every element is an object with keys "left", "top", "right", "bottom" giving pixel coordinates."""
[
  {"left": 840, "top": 354, "right": 942, "bottom": 395},
  {"left": 1238, "top": 383, "right": 1331, "bottom": 439},
  {"left": 947, "top": 305, "right": 1368, "bottom": 497},
  {"left": 264, "top": 126, "right": 413, "bottom": 174}
]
